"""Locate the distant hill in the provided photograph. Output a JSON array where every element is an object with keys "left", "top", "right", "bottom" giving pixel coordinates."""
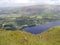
[
  {"left": 0, "top": 5, "right": 60, "bottom": 15},
  {"left": 0, "top": 26, "right": 60, "bottom": 45}
]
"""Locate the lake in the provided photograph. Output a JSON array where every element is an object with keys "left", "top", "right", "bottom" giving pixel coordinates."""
[{"left": 23, "top": 20, "right": 60, "bottom": 34}]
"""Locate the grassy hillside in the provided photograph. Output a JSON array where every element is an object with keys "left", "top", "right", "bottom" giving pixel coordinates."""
[
  {"left": 36, "top": 26, "right": 60, "bottom": 45},
  {"left": 0, "top": 26, "right": 60, "bottom": 45},
  {"left": 0, "top": 30, "right": 38, "bottom": 45}
]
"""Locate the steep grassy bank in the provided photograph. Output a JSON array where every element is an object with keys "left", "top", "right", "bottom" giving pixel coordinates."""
[
  {"left": 0, "top": 26, "right": 60, "bottom": 45},
  {"left": 36, "top": 26, "right": 60, "bottom": 45}
]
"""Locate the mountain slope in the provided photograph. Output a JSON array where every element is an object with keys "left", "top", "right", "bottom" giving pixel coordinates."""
[
  {"left": 0, "top": 26, "right": 60, "bottom": 45},
  {"left": 36, "top": 26, "right": 60, "bottom": 45}
]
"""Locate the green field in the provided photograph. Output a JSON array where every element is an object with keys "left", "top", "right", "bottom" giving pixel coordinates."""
[{"left": 0, "top": 26, "right": 60, "bottom": 45}]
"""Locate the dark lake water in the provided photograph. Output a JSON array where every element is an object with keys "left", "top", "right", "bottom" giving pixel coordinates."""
[{"left": 23, "top": 20, "right": 60, "bottom": 34}]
